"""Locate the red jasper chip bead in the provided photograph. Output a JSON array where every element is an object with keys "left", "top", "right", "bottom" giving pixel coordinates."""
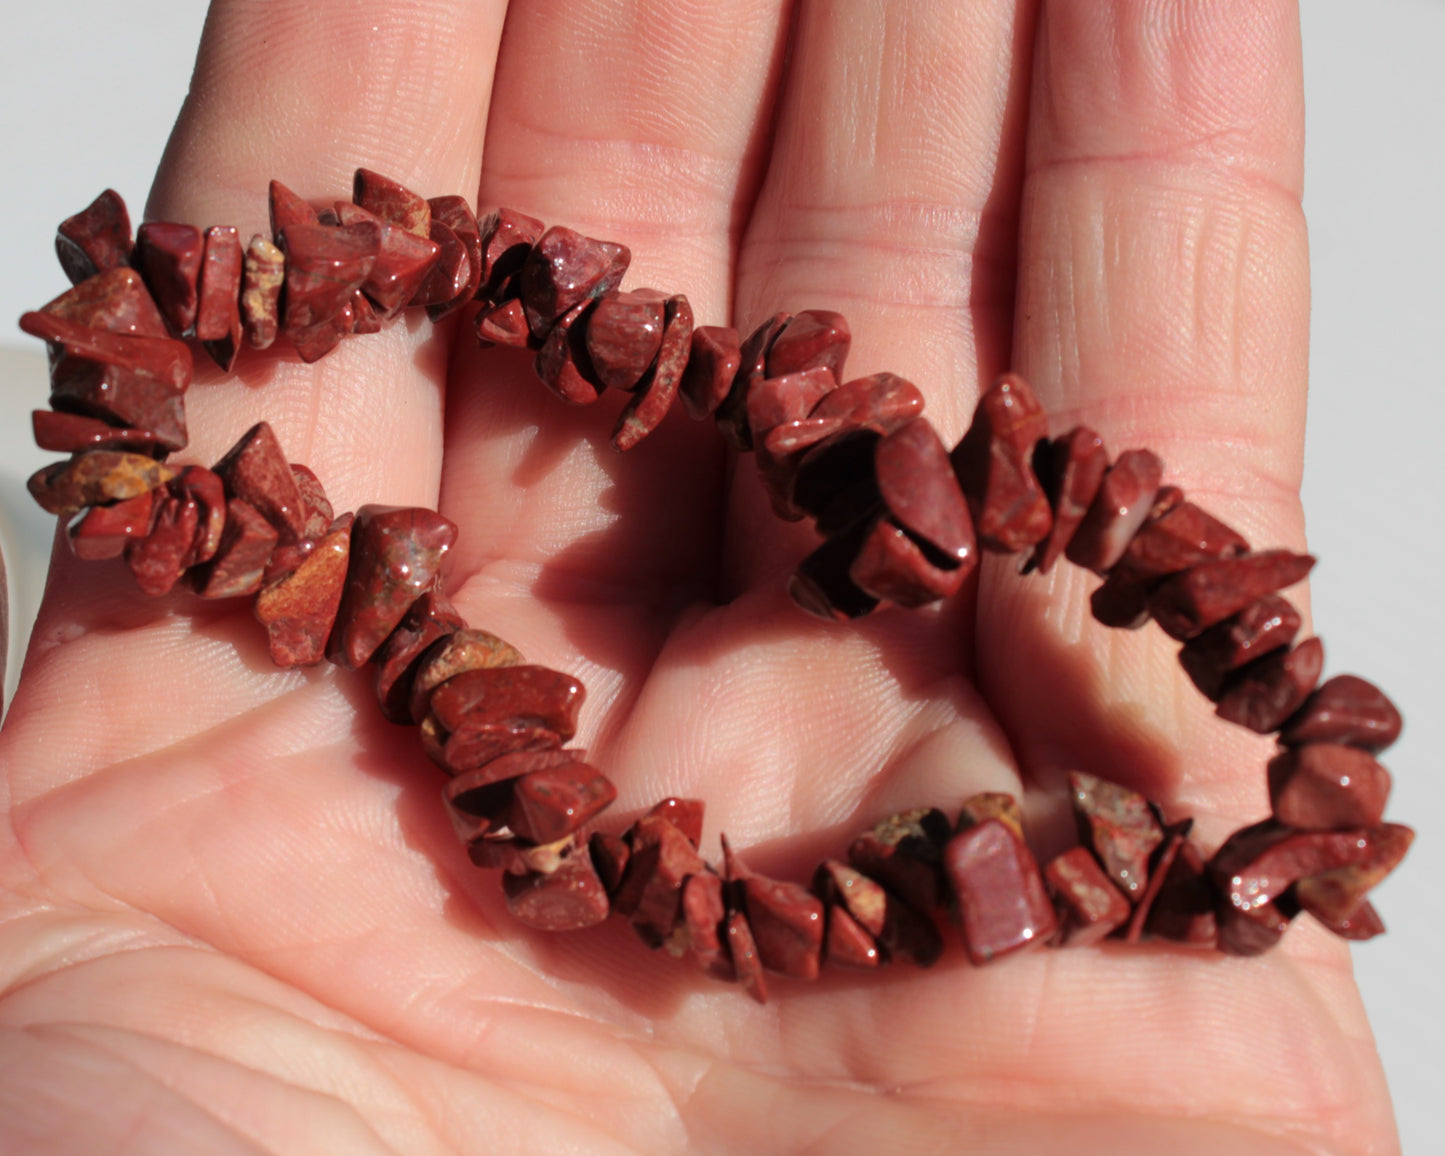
[
  {"left": 682, "top": 871, "right": 733, "bottom": 979},
  {"left": 195, "top": 226, "right": 244, "bottom": 370},
  {"left": 1279, "top": 674, "right": 1403, "bottom": 753},
  {"left": 715, "top": 312, "right": 791, "bottom": 450},
  {"left": 68, "top": 490, "right": 156, "bottom": 560},
  {"left": 56, "top": 188, "right": 133, "bottom": 283},
  {"left": 612, "top": 815, "right": 705, "bottom": 947},
  {"left": 613, "top": 294, "right": 693, "bottom": 451},
  {"left": 27, "top": 451, "right": 173, "bottom": 516},
  {"left": 645, "top": 798, "right": 705, "bottom": 849},
  {"left": 334, "top": 201, "right": 440, "bottom": 318},
  {"left": 40, "top": 267, "right": 169, "bottom": 339},
  {"left": 426, "top": 665, "right": 584, "bottom": 773},
  {"left": 1178, "top": 594, "right": 1301, "bottom": 701},
  {"left": 328, "top": 505, "right": 457, "bottom": 669},
  {"left": 873, "top": 418, "right": 975, "bottom": 570},
  {"left": 944, "top": 818, "right": 1057, "bottom": 965},
  {"left": 447, "top": 749, "right": 581, "bottom": 824},
  {"left": 175, "top": 465, "right": 227, "bottom": 567},
  {"left": 1113, "top": 500, "right": 1249, "bottom": 584},
  {"left": 535, "top": 300, "right": 603, "bottom": 405},
  {"left": 371, "top": 591, "right": 465, "bottom": 723},
  {"left": 213, "top": 422, "right": 308, "bottom": 543},
  {"left": 425, "top": 195, "right": 483, "bottom": 318},
  {"left": 476, "top": 206, "right": 544, "bottom": 300},
  {"left": 1068, "top": 771, "right": 1164, "bottom": 900},
  {"left": 1122, "top": 823, "right": 1189, "bottom": 943},
  {"left": 739, "top": 873, "right": 825, "bottom": 981},
  {"left": 126, "top": 485, "right": 201, "bottom": 595},
  {"left": 766, "top": 309, "right": 851, "bottom": 381},
  {"left": 1268, "top": 742, "right": 1392, "bottom": 830},
  {"left": 850, "top": 517, "right": 966, "bottom": 607},
  {"left": 509, "top": 759, "right": 618, "bottom": 845},
  {"left": 747, "top": 367, "right": 837, "bottom": 444},
  {"left": 1044, "top": 846, "right": 1131, "bottom": 947},
  {"left": 1216, "top": 635, "right": 1324, "bottom": 734},
  {"left": 253, "top": 514, "right": 353, "bottom": 667},
  {"left": 1034, "top": 426, "right": 1109, "bottom": 574},
  {"left": 1142, "top": 838, "right": 1218, "bottom": 947},
  {"left": 241, "top": 236, "right": 285, "bottom": 350},
  {"left": 589, "top": 831, "right": 631, "bottom": 896},
  {"left": 1307, "top": 898, "right": 1386, "bottom": 941},
  {"left": 502, "top": 849, "right": 610, "bottom": 932},
  {"left": 133, "top": 222, "right": 204, "bottom": 335},
  {"left": 289, "top": 464, "right": 334, "bottom": 539},
  {"left": 951, "top": 373, "right": 1053, "bottom": 553},
  {"left": 353, "top": 167, "right": 431, "bottom": 238},
  {"left": 476, "top": 298, "right": 531, "bottom": 347},
  {"left": 409, "top": 218, "right": 470, "bottom": 308},
  {"left": 585, "top": 289, "right": 665, "bottom": 392},
  {"left": 725, "top": 910, "right": 768, "bottom": 1003},
  {"left": 31, "top": 410, "right": 169, "bottom": 457},
  {"left": 847, "top": 807, "right": 950, "bottom": 914},
  {"left": 823, "top": 905, "right": 882, "bottom": 970},
  {"left": 1294, "top": 825, "right": 1413, "bottom": 928},
  {"left": 407, "top": 627, "right": 524, "bottom": 726},
  {"left": 811, "top": 373, "right": 925, "bottom": 435},
  {"left": 1065, "top": 449, "right": 1163, "bottom": 574},
  {"left": 193, "top": 498, "right": 280, "bottom": 598},
  {"left": 1149, "top": 550, "right": 1315, "bottom": 641},
  {"left": 269, "top": 179, "right": 319, "bottom": 239},
  {"left": 280, "top": 221, "right": 380, "bottom": 332},
  {"left": 678, "top": 325, "right": 742, "bottom": 420},
  {"left": 519, "top": 225, "right": 630, "bottom": 341}
]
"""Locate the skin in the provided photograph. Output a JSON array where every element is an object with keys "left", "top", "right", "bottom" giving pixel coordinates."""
[{"left": 0, "top": 0, "right": 1401, "bottom": 1152}]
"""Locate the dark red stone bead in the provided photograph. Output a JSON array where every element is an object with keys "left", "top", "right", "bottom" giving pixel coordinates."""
[
  {"left": 408, "top": 218, "right": 469, "bottom": 308},
  {"left": 133, "top": 222, "right": 203, "bottom": 335},
  {"left": 846, "top": 807, "right": 950, "bottom": 914},
  {"left": 509, "top": 759, "right": 618, "bottom": 845},
  {"left": 349, "top": 290, "right": 381, "bottom": 334},
  {"left": 1034, "top": 426, "right": 1109, "bottom": 574},
  {"left": 1305, "top": 898, "right": 1386, "bottom": 941},
  {"left": 944, "top": 818, "right": 1057, "bottom": 965},
  {"left": 682, "top": 871, "right": 732, "bottom": 980},
  {"left": 241, "top": 235, "right": 285, "bottom": 350},
  {"left": 678, "top": 325, "right": 742, "bottom": 420},
  {"left": 534, "top": 300, "right": 603, "bottom": 405},
  {"left": 269, "top": 179, "right": 319, "bottom": 239},
  {"left": 175, "top": 465, "right": 227, "bottom": 566},
  {"left": 192, "top": 498, "right": 279, "bottom": 598},
  {"left": 1143, "top": 837, "right": 1218, "bottom": 947},
  {"left": 874, "top": 418, "right": 975, "bottom": 570},
  {"left": 447, "top": 749, "right": 581, "bottom": 818},
  {"left": 1122, "top": 823, "right": 1189, "bottom": 943},
  {"left": 56, "top": 188, "right": 132, "bottom": 283},
  {"left": 1089, "top": 570, "right": 1156, "bottom": 630},
  {"left": 714, "top": 312, "right": 791, "bottom": 451},
  {"left": 68, "top": 490, "right": 156, "bottom": 560},
  {"left": 1294, "top": 825, "right": 1413, "bottom": 928},
  {"left": 789, "top": 524, "right": 880, "bottom": 621},
  {"left": 328, "top": 505, "right": 457, "bottom": 669},
  {"left": 425, "top": 195, "right": 483, "bottom": 319},
  {"left": 766, "top": 310, "right": 851, "bottom": 381},
  {"left": 1068, "top": 771, "right": 1164, "bottom": 900},
  {"left": 790, "top": 430, "right": 882, "bottom": 532},
  {"left": 289, "top": 464, "right": 334, "bottom": 540},
  {"left": 40, "top": 267, "right": 168, "bottom": 338},
  {"left": 725, "top": 911, "right": 769, "bottom": 1004},
  {"left": 427, "top": 665, "right": 584, "bottom": 773},
  {"left": 502, "top": 850, "right": 610, "bottom": 931},
  {"left": 746, "top": 366, "right": 837, "bottom": 444},
  {"left": 476, "top": 298, "right": 531, "bottom": 347},
  {"left": 612, "top": 815, "right": 705, "bottom": 947},
  {"left": 810, "top": 373, "right": 926, "bottom": 435},
  {"left": 27, "top": 451, "right": 173, "bottom": 516},
  {"left": 253, "top": 514, "right": 352, "bottom": 667},
  {"left": 519, "top": 225, "right": 630, "bottom": 341},
  {"left": 589, "top": 831, "right": 631, "bottom": 896},
  {"left": 1064, "top": 449, "right": 1163, "bottom": 574},
  {"left": 32, "top": 410, "right": 168, "bottom": 456},
  {"left": 1268, "top": 742, "right": 1391, "bottom": 830},
  {"left": 1216, "top": 635, "right": 1324, "bottom": 733},
  {"left": 645, "top": 798, "right": 705, "bottom": 849},
  {"left": 213, "top": 422, "right": 308, "bottom": 543},
  {"left": 371, "top": 591, "right": 464, "bottom": 723},
  {"left": 476, "top": 207, "right": 544, "bottom": 301},
  {"left": 1044, "top": 845, "right": 1131, "bottom": 946},
  {"left": 1217, "top": 899, "right": 1292, "bottom": 956},
  {"left": 1113, "top": 500, "right": 1249, "bottom": 583},
  {"left": 849, "top": 516, "right": 965, "bottom": 607},
  {"left": 407, "top": 627, "right": 524, "bottom": 726},
  {"left": 280, "top": 221, "right": 380, "bottom": 333},
  {"left": 126, "top": 486, "right": 200, "bottom": 596},
  {"left": 1280, "top": 674, "right": 1403, "bottom": 753},
  {"left": 813, "top": 859, "right": 888, "bottom": 939},
  {"left": 950, "top": 373, "right": 1052, "bottom": 553},
  {"left": 353, "top": 167, "right": 431, "bottom": 238},
  {"left": 194, "top": 226, "right": 244, "bottom": 370},
  {"left": 613, "top": 294, "right": 693, "bottom": 452},
  {"left": 1178, "top": 594, "right": 1301, "bottom": 700},
  {"left": 740, "top": 872, "right": 824, "bottom": 980},
  {"left": 823, "top": 905, "right": 882, "bottom": 970},
  {"left": 584, "top": 289, "right": 665, "bottom": 392},
  {"left": 1148, "top": 550, "right": 1315, "bottom": 640},
  {"left": 333, "top": 201, "right": 440, "bottom": 317}
]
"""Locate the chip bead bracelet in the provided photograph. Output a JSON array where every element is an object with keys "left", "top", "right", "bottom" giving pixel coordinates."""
[{"left": 18, "top": 170, "right": 1413, "bottom": 1002}]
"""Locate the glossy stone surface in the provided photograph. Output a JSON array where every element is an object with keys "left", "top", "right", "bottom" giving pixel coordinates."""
[
  {"left": 509, "top": 759, "right": 618, "bottom": 845},
  {"left": 726, "top": 910, "right": 769, "bottom": 1004},
  {"left": 1034, "top": 426, "right": 1109, "bottom": 574},
  {"left": 194, "top": 226, "right": 244, "bottom": 370},
  {"left": 133, "top": 222, "right": 203, "bottom": 335},
  {"left": 1065, "top": 449, "right": 1163, "bottom": 574},
  {"left": 269, "top": 179, "right": 319, "bottom": 239},
  {"left": 613, "top": 295, "right": 693, "bottom": 451},
  {"left": 746, "top": 367, "right": 837, "bottom": 444},
  {"left": 678, "top": 325, "right": 742, "bottom": 420},
  {"left": 612, "top": 814, "right": 705, "bottom": 947},
  {"left": 502, "top": 850, "right": 610, "bottom": 931},
  {"left": 1216, "top": 635, "right": 1324, "bottom": 733},
  {"left": 56, "top": 188, "right": 132, "bottom": 283},
  {"left": 583, "top": 289, "right": 664, "bottom": 392},
  {"left": 1044, "top": 846, "right": 1131, "bottom": 946},
  {"left": 950, "top": 373, "right": 1052, "bottom": 553},
  {"left": 475, "top": 298, "right": 531, "bottom": 347},
  {"left": 589, "top": 831, "right": 631, "bottom": 895},
  {"left": 1068, "top": 771, "right": 1164, "bottom": 900},
  {"left": 682, "top": 871, "right": 732, "bottom": 979},
  {"left": 875, "top": 418, "right": 975, "bottom": 569},
  {"left": 1294, "top": 824, "right": 1413, "bottom": 926},
  {"left": 407, "top": 626, "right": 522, "bottom": 724},
  {"left": 252, "top": 514, "right": 352, "bottom": 667},
  {"left": 1305, "top": 898, "right": 1385, "bottom": 941},
  {"left": 329, "top": 505, "right": 457, "bottom": 668},
  {"left": 176, "top": 465, "right": 228, "bottom": 566},
  {"left": 288, "top": 464, "right": 333, "bottom": 540},
  {"left": 33, "top": 410, "right": 169, "bottom": 456},
  {"left": 646, "top": 798, "right": 705, "bottom": 849},
  {"left": 1142, "top": 837, "right": 1218, "bottom": 946},
  {"left": 334, "top": 200, "right": 440, "bottom": 317},
  {"left": 426, "top": 665, "right": 584, "bottom": 773},
  {"left": 1148, "top": 550, "right": 1315, "bottom": 641},
  {"left": 534, "top": 300, "right": 602, "bottom": 405},
  {"left": 850, "top": 516, "right": 965, "bottom": 607},
  {"left": 847, "top": 807, "right": 950, "bottom": 914},
  {"left": 213, "top": 422, "right": 307, "bottom": 542},
  {"left": 40, "top": 267, "right": 168, "bottom": 338},
  {"left": 811, "top": 373, "right": 926, "bottom": 435},
  {"left": 447, "top": 749, "right": 581, "bottom": 822},
  {"left": 193, "top": 498, "right": 279, "bottom": 598},
  {"left": 1178, "top": 594, "right": 1301, "bottom": 700},
  {"left": 241, "top": 235, "right": 285, "bottom": 350},
  {"left": 1280, "top": 675, "right": 1403, "bottom": 753},
  {"left": 425, "top": 195, "right": 483, "bottom": 318},
  {"left": 714, "top": 313, "right": 791, "bottom": 450},
  {"left": 1114, "top": 500, "right": 1249, "bottom": 583},
  {"left": 823, "top": 905, "right": 882, "bottom": 970},
  {"left": 1268, "top": 742, "right": 1392, "bottom": 830},
  {"left": 408, "top": 218, "right": 469, "bottom": 307},
  {"left": 741, "top": 872, "right": 824, "bottom": 980},
  {"left": 519, "top": 225, "right": 630, "bottom": 340},
  {"left": 28, "top": 451, "right": 173, "bottom": 516},
  {"left": 353, "top": 168, "right": 431, "bottom": 238},
  {"left": 766, "top": 309, "right": 850, "bottom": 381},
  {"left": 1122, "top": 823, "right": 1187, "bottom": 943},
  {"left": 944, "top": 818, "right": 1057, "bottom": 964},
  {"left": 813, "top": 859, "right": 888, "bottom": 938},
  {"left": 126, "top": 483, "right": 200, "bottom": 595},
  {"left": 280, "top": 221, "right": 380, "bottom": 332},
  {"left": 68, "top": 490, "right": 156, "bottom": 560},
  {"left": 369, "top": 590, "right": 463, "bottom": 722},
  {"left": 476, "top": 207, "right": 544, "bottom": 300}
]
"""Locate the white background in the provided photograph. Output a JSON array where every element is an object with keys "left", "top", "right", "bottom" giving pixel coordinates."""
[{"left": 0, "top": 2, "right": 1440, "bottom": 1150}]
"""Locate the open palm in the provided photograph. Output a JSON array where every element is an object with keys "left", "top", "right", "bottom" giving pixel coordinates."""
[{"left": 0, "top": 1, "right": 1398, "bottom": 1152}]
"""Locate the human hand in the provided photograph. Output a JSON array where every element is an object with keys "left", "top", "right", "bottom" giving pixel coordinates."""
[{"left": 0, "top": 1, "right": 1399, "bottom": 1152}]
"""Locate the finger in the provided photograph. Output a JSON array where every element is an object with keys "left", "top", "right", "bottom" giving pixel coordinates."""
[
  {"left": 438, "top": 0, "right": 790, "bottom": 680},
  {"left": 984, "top": 0, "right": 1310, "bottom": 836}
]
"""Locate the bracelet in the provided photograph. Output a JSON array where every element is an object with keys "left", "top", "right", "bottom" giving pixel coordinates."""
[{"left": 20, "top": 170, "right": 1412, "bottom": 1002}]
